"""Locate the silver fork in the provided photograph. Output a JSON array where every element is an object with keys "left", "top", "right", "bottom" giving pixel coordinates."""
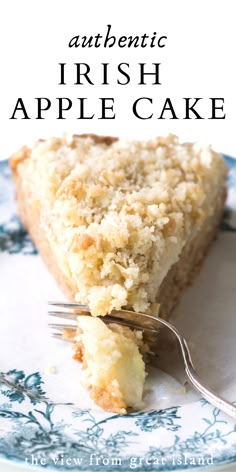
[{"left": 49, "top": 301, "right": 236, "bottom": 420}]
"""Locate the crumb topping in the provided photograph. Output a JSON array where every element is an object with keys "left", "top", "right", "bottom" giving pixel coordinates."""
[{"left": 14, "top": 133, "right": 227, "bottom": 315}]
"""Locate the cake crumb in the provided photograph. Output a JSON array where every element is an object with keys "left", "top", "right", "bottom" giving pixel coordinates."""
[{"left": 44, "top": 365, "right": 58, "bottom": 375}]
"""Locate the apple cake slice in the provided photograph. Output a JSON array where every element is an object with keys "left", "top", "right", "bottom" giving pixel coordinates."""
[{"left": 10, "top": 133, "right": 227, "bottom": 413}]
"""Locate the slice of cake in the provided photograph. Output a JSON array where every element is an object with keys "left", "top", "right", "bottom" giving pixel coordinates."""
[
  {"left": 72, "top": 316, "right": 146, "bottom": 414},
  {"left": 10, "top": 133, "right": 227, "bottom": 412}
]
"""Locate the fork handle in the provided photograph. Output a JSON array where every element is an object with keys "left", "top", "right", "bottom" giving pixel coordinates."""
[{"left": 182, "top": 338, "right": 236, "bottom": 420}]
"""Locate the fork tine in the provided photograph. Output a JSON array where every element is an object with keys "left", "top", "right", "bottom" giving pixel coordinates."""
[
  {"left": 49, "top": 301, "right": 90, "bottom": 310},
  {"left": 104, "top": 315, "right": 159, "bottom": 334},
  {"left": 49, "top": 323, "right": 77, "bottom": 330},
  {"left": 49, "top": 316, "right": 158, "bottom": 335},
  {"left": 51, "top": 332, "right": 72, "bottom": 342},
  {"left": 48, "top": 311, "right": 82, "bottom": 320}
]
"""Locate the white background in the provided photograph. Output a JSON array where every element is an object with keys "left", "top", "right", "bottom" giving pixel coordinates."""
[
  {"left": 0, "top": 0, "right": 236, "bottom": 161},
  {"left": 0, "top": 1, "right": 236, "bottom": 471}
]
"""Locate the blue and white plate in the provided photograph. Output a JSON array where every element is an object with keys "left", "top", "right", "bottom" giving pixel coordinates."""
[{"left": 0, "top": 157, "right": 236, "bottom": 471}]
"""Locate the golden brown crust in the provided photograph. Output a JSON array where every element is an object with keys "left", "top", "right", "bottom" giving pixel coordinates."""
[
  {"left": 91, "top": 386, "right": 126, "bottom": 414},
  {"left": 10, "top": 145, "right": 31, "bottom": 172},
  {"left": 77, "top": 133, "right": 118, "bottom": 145},
  {"left": 73, "top": 343, "right": 84, "bottom": 362}
]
